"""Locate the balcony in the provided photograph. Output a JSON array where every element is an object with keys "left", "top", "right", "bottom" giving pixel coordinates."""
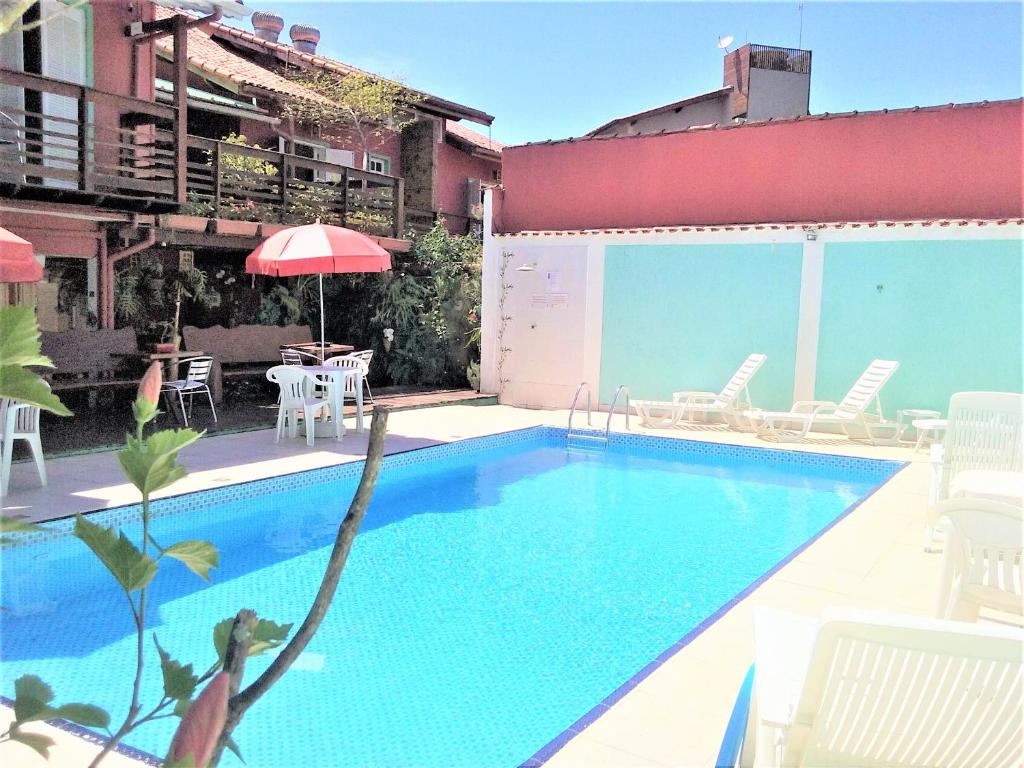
[
  {"left": 0, "top": 69, "right": 179, "bottom": 209},
  {"left": 0, "top": 70, "right": 406, "bottom": 238}
]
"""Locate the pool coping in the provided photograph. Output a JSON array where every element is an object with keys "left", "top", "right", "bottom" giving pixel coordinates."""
[{"left": 2, "top": 424, "right": 908, "bottom": 767}]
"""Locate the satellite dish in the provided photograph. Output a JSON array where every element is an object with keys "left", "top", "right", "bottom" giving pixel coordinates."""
[{"left": 717, "top": 35, "right": 734, "bottom": 51}]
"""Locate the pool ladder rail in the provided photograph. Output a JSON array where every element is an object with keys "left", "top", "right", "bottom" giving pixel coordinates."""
[{"left": 567, "top": 382, "right": 631, "bottom": 447}]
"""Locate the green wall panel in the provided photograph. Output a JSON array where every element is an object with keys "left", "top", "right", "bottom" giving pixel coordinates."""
[
  {"left": 818, "top": 240, "right": 1023, "bottom": 415},
  {"left": 600, "top": 243, "right": 802, "bottom": 408}
]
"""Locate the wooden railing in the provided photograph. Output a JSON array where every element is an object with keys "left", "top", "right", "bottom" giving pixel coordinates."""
[
  {"left": 0, "top": 69, "right": 180, "bottom": 206},
  {"left": 0, "top": 71, "right": 407, "bottom": 237},
  {"left": 184, "top": 137, "right": 405, "bottom": 238}
]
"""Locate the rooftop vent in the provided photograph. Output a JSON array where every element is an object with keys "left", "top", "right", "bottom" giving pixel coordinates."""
[
  {"left": 251, "top": 11, "right": 284, "bottom": 43},
  {"left": 289, "top": 23, "right": 320, "bottom": 54}
]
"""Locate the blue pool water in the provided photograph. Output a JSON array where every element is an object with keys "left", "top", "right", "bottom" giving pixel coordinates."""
[{"left": 0, "top": 428, "right": 900, "bottom": 767}]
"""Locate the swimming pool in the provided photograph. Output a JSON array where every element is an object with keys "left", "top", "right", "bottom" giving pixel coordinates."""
[{"left": 1, "top": 427, "right": 901, "bottom": 767}]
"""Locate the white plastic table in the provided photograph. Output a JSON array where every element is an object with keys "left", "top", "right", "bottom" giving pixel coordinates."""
[
  {"left": 298, "top": 365, "right": 364, "bottom": 440},
  {"left": 896, "top": 409, "right": 941, "bottom": 449},
  {"left": 911, "top": 417, "right": 947, "bottom": 452}
]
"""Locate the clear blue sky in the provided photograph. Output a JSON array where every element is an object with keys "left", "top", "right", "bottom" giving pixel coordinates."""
[{"left": 231, "top": 2, "right": 1023, "bottom": 146}]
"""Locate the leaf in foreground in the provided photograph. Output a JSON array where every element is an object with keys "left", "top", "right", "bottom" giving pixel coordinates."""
[
  {"left": 155, "top": 635, "right": 200, "bottom": 702},
  {"left": 163, "top": 540, "right": 219, "bottom": 582},
  {"left": 73, "top": 515, "right": 157, "bottom": 594}
]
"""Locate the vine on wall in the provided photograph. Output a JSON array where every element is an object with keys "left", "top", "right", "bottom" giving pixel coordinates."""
[{"left": 495, "top": 251, "right": 514, "bottom": 396}]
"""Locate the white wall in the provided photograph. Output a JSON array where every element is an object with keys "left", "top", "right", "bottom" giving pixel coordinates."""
[{"left": 482, "top": 215, "right": 1022, "bottom": 411}]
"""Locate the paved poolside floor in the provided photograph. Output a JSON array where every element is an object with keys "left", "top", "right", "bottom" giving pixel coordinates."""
[{"left": 0, "top": 404, "right": 1007, "bottom": 767}]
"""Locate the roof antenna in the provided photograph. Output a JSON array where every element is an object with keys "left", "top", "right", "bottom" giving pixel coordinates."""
[
  {"left": 798, "top": 3, "right": 804, "bottom": 48},
  {"left": 717, "top": 35, "right": 734, "bottom": 53}
]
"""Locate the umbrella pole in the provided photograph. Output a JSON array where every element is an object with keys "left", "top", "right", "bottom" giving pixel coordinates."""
[{"left": 319, "top": 272, "right": 326, "bottom": 360}]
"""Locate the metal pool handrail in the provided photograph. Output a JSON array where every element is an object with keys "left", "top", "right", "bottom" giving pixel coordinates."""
[
  {"left": 569, "top": 382, "right": 593, "bottom": 433},
  {"left": 606, "top": 384, "right": 631, "bottom": 438}
]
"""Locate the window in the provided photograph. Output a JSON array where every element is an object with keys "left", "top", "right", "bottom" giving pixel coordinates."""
[
  {"left": 366, "top": 153, "right": 391, "bottom": 175},
  {"left": 280, "top": 136, "right": 327, "bottom": 182}
]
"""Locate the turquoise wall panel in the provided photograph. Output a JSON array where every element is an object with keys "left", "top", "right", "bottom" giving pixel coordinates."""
[
  {"left": 600, "top": 243, "right": 802, "bottom": 408},
  {"left": 818, "top": 240, "right": 1023, "bottom": 415}
]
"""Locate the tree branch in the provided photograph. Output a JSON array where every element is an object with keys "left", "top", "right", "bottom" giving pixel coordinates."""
[{"left": 210, "top": 408, "right": 390, "bottom": 765}]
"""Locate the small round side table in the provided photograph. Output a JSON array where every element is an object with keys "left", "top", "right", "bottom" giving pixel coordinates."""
[{"left": 911, "top": 417, "right": 947, "bottom": 452}]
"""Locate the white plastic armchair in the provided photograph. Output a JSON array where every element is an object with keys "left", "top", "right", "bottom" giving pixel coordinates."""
[
  {"left": 924, "top": 392, "right": 1024, "bottom": 549},
  {"left": 323, "top": 355, "right": 368, "bottom": 403},
  {"left": 931, "top": 498, "right": 1023, "bottom": 620},
  {"left": 0, "top": 394, "right": 47, "bottom": 496},
  {"left": 266, "top": 365, "right": 329, "bottom": 447},
  {"left": 746, "top": 359, "right": 900, "bottom": 443},
  {"left": 724, "top": 607, "right": 1024, "bottom": 768}
]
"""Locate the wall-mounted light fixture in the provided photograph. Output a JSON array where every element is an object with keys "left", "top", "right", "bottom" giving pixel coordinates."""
[
  {"left": 516, "top": 262, "right": 538, "bottom": 272},
  {"left": 804, "top": 226, "right": 819, "bottom": 241}
]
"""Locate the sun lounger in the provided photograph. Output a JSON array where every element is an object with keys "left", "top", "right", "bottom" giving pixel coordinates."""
[
  {"left": 634, "top": 353, "right": 766, "bottom": 429},
  {"left": 745, "top": 359, "right": 900, "bottom": 444}
]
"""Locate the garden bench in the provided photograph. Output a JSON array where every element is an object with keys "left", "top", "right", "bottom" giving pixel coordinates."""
[
  {"left": 39, "top": 328, "right": 143, "bottom": 407},
  {"left": 181, "top": 324, "right": 315, "bottom": 403}
]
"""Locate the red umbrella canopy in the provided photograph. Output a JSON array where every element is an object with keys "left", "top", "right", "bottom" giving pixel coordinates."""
[
  {"left": 0, "top": 227, "right": 43, "bottom": 283},
  {"left": 245, "top": 223, "right": 391, "bottom": 277}
]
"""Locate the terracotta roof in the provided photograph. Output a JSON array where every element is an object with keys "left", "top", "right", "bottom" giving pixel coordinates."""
[
  {"left": 514, "top": 98, "right": 1024, "bottom": 149},
  {"left": 497, "top": 218, "right": 1024, "bottom": 237},
  {"left": 204, "top": 16, "right": 494, "bottom": 126},
  {"left": 445, "top": 120, "right": 503, "bottom": 156},
  {"left": 153, "top": 10, "right": 329, "bottom": 105},
  {"left": 586, "top": 86, "right": 734, "bottom": 137}
]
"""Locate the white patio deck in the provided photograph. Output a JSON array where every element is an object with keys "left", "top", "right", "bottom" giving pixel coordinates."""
[{"left": 0, "top": 404, "right": 1008, "bottom": 767}]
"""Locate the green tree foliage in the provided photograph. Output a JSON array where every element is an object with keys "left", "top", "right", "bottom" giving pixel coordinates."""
[
  {"left": 318, "top": 222, "right": 482, "bottom": 388},
  {"left": 281, "top": 72, "right": 421, "bottom": 163}
]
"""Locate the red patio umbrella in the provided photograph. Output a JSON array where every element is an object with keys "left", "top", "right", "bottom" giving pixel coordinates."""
[
  {"left": 0, "top": 227, "right": 43, "bottom": 283},
  {"left": 245, "top": 223, "right": 392, "bottom": 354}
]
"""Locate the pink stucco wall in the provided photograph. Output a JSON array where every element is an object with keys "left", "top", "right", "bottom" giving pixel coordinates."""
[
  {"left": 92, "top": 0, "right": 154, "bottom": 101},
  {"left": 436, "top": 140, "right": 500, "bottom": 227},
  {"left": 498, "top": 100, "right": 1024, "bottom": 232}
]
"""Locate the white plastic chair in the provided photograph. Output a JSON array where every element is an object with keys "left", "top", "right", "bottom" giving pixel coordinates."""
[
  {"left": 349, "top": 349, "right": 375, "bottom": 402},
  {"left": 634, "top": 353, "right": 767, "bottom": 429},
  {"left": 931, "top": 498, "right": 1024, "bottom": 620},
  {"left": 266, "top": 365, "right": 329, "bottom": 447},
  {"left": 722, "top": 607, "right": 1024, "bottom": 768},
  {"left": 280, "top": 348, "right": 319, "bottom": 366},
  {"left": 0, "top": 393, "right": 47, "bottom": 496},
  {"left": 323, "top": 354, "right": 369, "bottom": 405},
  {"left": 924, "top": 392, "right": 1024, "bottom": 549},
  {"left": 161, "top": 356, "right": 217, "bottom": 427},
  {"left": 746, "top": 359, "right": 901, "bottom": 443}
]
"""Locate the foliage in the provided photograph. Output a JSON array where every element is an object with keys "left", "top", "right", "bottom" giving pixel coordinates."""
[
  {"left": 257, "top": 284, "right": 303, "bottom": 327},
  {"left": 281, "top": 72, "right": 420, "bottom": 163},
  {"left": 114, "top": 256, "right": 221, "bottom": 344},
  {"left": 0, "top": 305, "right": 71, "bottom": 416},
  {"left": 317, "top": 222, "right": 482, "bottom": 388}
]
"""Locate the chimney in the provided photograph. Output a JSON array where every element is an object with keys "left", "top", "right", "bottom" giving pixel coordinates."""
[
  {"left": 251, "top": 11, "right": 284, "bottom": 43},
  {"left": 289, "top": 24, "right": 320, "bottom": 55},
  {"left": 722, "top": 44, "right": 751, "bottom": 119}
]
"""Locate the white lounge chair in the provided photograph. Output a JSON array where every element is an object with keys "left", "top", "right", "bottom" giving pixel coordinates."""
[
  {"left": 746, "top": 359, "right": 900, "bottom": 443},
  {"left": 717, "top": 607, "right": 1024, "bottom": 768},
  {"left": 932, "top": 498, "right": 1023, "bottom": 620},
  {"left": 0, "top": 392, "right": 47, "bottom": 496},
  {"left": 633, "top": 353, "right": 767, "bottom": 429},
  {"left": 924, "top": 391, "right": 1024, "bottom": 549},
  {"left": 266, "top": 365, "right": 329, "bottom": 447}
]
